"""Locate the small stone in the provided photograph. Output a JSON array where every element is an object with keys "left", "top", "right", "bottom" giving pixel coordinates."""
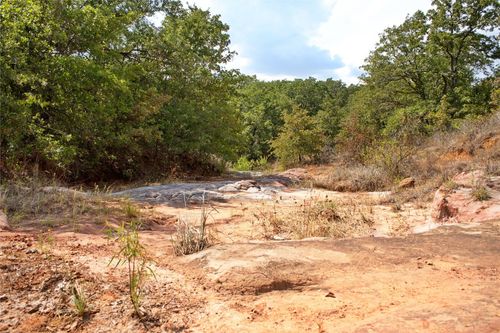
[
  {"left": 398, "top": 177, "right": 415, "bottom": 189},
  {"left": 0, "top": 294, "right": 7, "bottom": 302},
  {"left": 325, "top": 291, "right": 336, "bottom": 298},
  {"left": 218, "top": 185, "right": 239, "bottom": 192},
  {"left": 27, "top": 302, "right": 40, "bottom": 314}
]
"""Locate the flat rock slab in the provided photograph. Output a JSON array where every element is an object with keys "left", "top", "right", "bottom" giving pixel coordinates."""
[
  {"left": 178, "top": 221, "right": 500, "bottom": 332},
  {"left": 112, "top": 175, "right": 296, "bottom": 205}
]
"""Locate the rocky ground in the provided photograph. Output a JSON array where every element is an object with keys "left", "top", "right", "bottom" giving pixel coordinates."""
[{"left": 0, "top": 167, "right": 499, "bottom": 332}]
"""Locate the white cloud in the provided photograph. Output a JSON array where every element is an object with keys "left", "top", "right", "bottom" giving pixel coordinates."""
[
  {"left": 225, "top": 43, "right": 252, "bottom": 70},
  {"left": 182, "top": 1, "right": 434, "bottom": 83},
  {"left": 310, "top": 0, "right": 432, "bottom": 83},
  {"left": 254, "top": 73, "right": 298, "bottom": 82}
]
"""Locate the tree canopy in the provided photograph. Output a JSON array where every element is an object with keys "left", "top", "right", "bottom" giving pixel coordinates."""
[{"left": 0, "top": 0, "right": 498, "bottom": 179}]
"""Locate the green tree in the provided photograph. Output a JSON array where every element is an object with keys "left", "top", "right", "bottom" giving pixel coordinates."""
[
  {"left": 271, "top": 106, "right": 324, "bottom": 167},
  {"left": 428, "top": 0, "right": 499, "bottom": 107},
  {"left": 235, "top": 79, "right": 292, "bottom": 160},
  {"left": 0, "top": 0, "right": 242, "bottom": 180}
]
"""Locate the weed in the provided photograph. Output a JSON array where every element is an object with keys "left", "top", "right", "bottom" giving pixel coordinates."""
[
  {"left": 110, "top": 220, "right": 154, "bottom": 320},
  {"left": 71, "top": 283, "right": 88, "bottom": 317},
  {"left": 123, "top": 201, "right": 140, "bottom": 218},
  {"left": 471, "top": 185, "right": 491, "bottom": 201},
  {"left": 442, "top": 180, "right": 459, "bottom": 191},
  {"left": 37, "top": 231, "right": 55, "bottom": 254}
]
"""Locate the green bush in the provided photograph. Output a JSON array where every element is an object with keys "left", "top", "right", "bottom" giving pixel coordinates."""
[{"left": 233, "top": 156, "right": 254, "bottom": 171}]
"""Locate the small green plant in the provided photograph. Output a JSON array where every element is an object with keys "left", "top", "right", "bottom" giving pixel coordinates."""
[
  {"left": 233, "top": 156, "right": 270, "bottom": 171},
  {"left": 471, "top": 185, "right": 490, "bottom": 201},
  {"left": 71, "top": 283, "right": 88, "bottom": 317},
  {"left": 37, "top": 231, "right": 55, "bottom": 254},
  {"left": 110, "top": 220, "right": 154, "bottom": 319},
  {"left": 442, "top": 179, "right": 459, "bottom": 191},
  {"left": 123, "top": 201, "right": 140, "bottom": 218}
]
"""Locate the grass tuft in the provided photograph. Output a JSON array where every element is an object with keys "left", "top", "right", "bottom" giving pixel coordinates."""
[
  {"left": 172, "top": 206, "right": 212, "bottom": 256},
  {"left": 72, "top": 283, "right": 88, "bottom": 317},
  {"left": 471, "top": 185, "right": 491, "bottom": 201}
]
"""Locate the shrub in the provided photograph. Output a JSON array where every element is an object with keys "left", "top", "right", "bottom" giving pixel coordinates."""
[
  {"left": 233, "top": 156, "right": 253, "bottom": 171},
  {"left": 364, "top": 139, "right": 416, "bottom": 179},
  {"left": 233, "top": 156, "right": 269, "bottom": 171}
]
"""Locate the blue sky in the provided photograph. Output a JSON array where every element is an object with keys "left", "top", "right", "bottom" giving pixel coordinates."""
[{"left": 182, "top": 0, "right": 433, "bottom": 83}]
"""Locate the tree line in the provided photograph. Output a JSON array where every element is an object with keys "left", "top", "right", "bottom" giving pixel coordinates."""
[{"left": 0, "top": 0, "right": 498, "bottom": 181}]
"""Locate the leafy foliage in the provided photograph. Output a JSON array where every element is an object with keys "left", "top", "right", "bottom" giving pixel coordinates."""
[
  {"left": 0, "top": 0, "right": 240, "bottom": 180},
  {"left": 0, "top": 0, "right": 498, "bottom": 180},
  {"left": 271, "top": 106, "right": 324, "bottom": 167}
]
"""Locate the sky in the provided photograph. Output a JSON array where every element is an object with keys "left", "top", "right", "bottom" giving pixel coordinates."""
[{"left": 181, "top": 0, "right": 433, "bottom": 84}]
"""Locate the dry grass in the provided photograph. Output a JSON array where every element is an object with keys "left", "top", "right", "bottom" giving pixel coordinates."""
[
  {"left": 171, "top": 205, "right": 214, "bottom": 256},
  {"left": 388, "top": 112, "right": 500, "bottom": 204},
  {"left": 388, "top": 217, "right": 411, "bottom": 237},
  {"left": 315, "top": 112, "right": 500, "bottom": 201},
  {"left": 313, "top": 165, "right": 390, "bottom": 192},
  {"left": 256, "top": 199, "right": 375, "bottom": 240},
  {"left": 0, "top": 177, "right": 145, "bottom": 230}
]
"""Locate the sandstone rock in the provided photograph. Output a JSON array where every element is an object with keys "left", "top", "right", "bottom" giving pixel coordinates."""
[
  {"left": 452, "top": 170, "right": 485, "bottom": 187},
  {"left": 145, "top": 192, "right": 161, "bottom": 199},
  {"left": 218, "top": 180, "right": 258, "bottom": 192},
  {"left": 246, "top": 186, "right": 260, "bottom": 193},
  {"left": 234, "top": 180, "right": 257, "bottom": 190},
  {"left": 398, "top": 177, "right": 415, "bottom": 189},
  {"left": 431, "top": 171, "right": 500, "bottom": 223},
  {"left": 218, "top": 184, "right": 239, "bottom": 192}
]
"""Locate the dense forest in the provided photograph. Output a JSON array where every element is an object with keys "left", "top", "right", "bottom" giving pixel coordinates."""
[{"left": 0, "top": 0, "right": 498, "bottom": 182}]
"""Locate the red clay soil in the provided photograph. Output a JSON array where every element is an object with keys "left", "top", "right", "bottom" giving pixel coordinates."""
[{"left": 1, "top": 219, "right": 499, "bottom": 332}]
